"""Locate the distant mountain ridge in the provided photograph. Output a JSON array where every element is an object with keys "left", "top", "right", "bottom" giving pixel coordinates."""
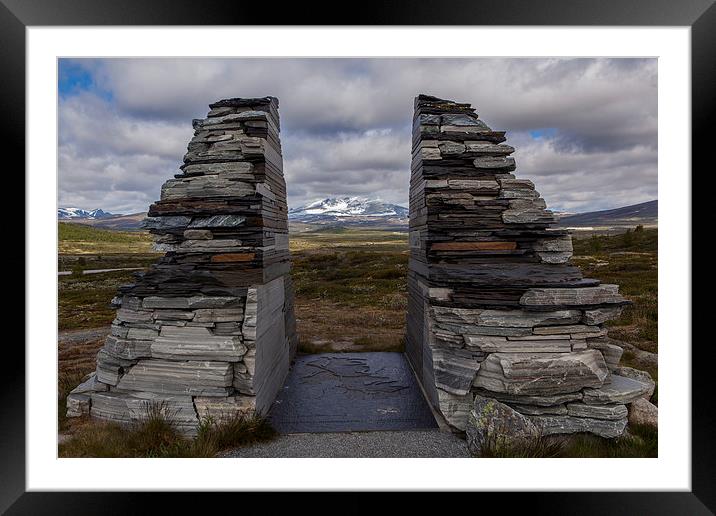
[
  {"left": 58, "top": 207, "right": 148, "bottom": 230},
  {"left": 557, "top": 200, "right": 657, "bottom": 228},
  {"left": 58, "top": 199, "right": 658, "bottom": 232},
  {"left": 58, "top": 207, "right": 115, "bottom": 220},
  {"left": 288, "top": 197, "right": 409, "bottom": 225}
]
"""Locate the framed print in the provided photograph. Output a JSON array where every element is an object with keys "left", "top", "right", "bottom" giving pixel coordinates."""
[{"left": 4, "top": 0, "right": 712, "bottom": 512}]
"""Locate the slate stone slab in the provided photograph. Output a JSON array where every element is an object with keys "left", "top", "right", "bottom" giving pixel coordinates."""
[
  {"left": 530, "top": 414, "right": 628, "bottom": 438},
  {"left": 473, "top": 350, "right": 609, "bottom": 396},
  {"left": 268, "top": 353, "right": 438, "bottom": 433},
  {"left": 582, "top": 374, "right": 651, "bottom": 405}
]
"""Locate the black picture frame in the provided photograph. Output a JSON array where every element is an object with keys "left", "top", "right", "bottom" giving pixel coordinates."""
[{"left": 4, "top": 0, "right": 710, "bottom": 512}]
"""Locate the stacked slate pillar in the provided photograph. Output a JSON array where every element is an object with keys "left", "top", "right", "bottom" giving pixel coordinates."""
[
  {"left": 66, "top": 97, "right": 298, "bottom": 435},
  {"left": 407, "top": 95, "right": 652, "bottom": 438}
]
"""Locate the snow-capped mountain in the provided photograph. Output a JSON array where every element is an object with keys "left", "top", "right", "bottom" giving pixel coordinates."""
[
  {"left": 58, "top": 207, "right": 116, "bottom": 220},
  {"left": 289, "top": 197, "right": 408, "bottom": 225}
]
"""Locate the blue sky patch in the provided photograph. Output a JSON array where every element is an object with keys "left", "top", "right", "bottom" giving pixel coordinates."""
[
  {"left": 529, "top": 128, "right": 558, "bottom": 139},
  {"left": 58, "top": 60, "right": 112, "bottom": 100}
]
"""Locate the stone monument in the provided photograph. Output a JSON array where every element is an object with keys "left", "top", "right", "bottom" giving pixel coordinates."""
[
  {"left": 66, "top": 96, "right": 298, "bottom": 435},
  {"left": 65, "top": 93, "right": 654, "bottom": 447},
  {"left": 407, "top": 95, "right": 653, "bottom": 442}
]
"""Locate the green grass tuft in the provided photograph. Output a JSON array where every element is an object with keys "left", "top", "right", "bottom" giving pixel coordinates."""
[
  {"left": 59, "top": 403, "right": 277, "bottom": 458},
  {"left": 559, "top": 424, "right": 657, "bottom": 458},
  {"left": 477, "top": 434, "right": 566, "bottom": 458},
  {"left": 193, "top": 414, "right": 278, "bottom": 455},
  {"left": 474, "top": 425, "right": 657, "bottom": 459}
]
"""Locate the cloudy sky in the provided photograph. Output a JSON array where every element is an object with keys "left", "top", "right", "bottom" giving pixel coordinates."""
[{"left": 58, "top": 58, "right": 657, "bottom": 215}]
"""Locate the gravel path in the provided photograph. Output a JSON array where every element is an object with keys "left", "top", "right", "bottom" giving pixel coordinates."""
[{"left": 221, "top": 430, "right": 469, "bottom": 458}]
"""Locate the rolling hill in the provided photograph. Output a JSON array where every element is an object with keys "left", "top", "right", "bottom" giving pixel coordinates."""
[{"left": 557, "top": 200, "right": 657, "bottom": 228}]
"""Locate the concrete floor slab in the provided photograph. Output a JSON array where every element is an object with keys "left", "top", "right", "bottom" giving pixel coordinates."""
[{"left": 268, "top": 352, "right": 438, "bottom": 433}]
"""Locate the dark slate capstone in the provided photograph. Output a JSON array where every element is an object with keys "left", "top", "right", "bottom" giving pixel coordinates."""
[{"left": 209, "top": 96, "right": 278, "bottom": 108}]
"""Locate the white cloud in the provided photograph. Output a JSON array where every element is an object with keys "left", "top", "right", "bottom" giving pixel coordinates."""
[
  {"left": 512, "top": 133, "right": 657, "bottom": 212},
  {"left": 58, "top": 57, "right": 657, "bottom": 214}
]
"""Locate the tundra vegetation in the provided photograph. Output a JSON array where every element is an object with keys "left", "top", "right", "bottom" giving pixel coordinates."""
[{"left": 58, "top": 223, "right": 657, "bottom": 457}]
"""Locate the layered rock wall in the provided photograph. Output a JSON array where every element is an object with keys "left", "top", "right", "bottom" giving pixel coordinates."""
[
  {"left": 66, "top": 97, "right": 297, "bottom": 434},
  {"left": 407, "top": 95, "right": 649, "bottom": 438}
]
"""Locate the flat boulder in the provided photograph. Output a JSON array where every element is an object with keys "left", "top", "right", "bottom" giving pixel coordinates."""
[
  {"left": 628, "top": 398, "right": 658, "bottom": 427},
  {"left": 508, "top": 403, "right": 567, "bottom": 416},
  {"left": 437, "top": 389, "right": 473, "bottom": 431},
  {"left": 566, "top": 402, "right": 628, "bottom": 420},
  {"left": 520, "top": 285, "right": 626, "bottom": 308},
  {"left": 195, "top": 395, "right": 256, "bottom": 425},
  {"left": 530, "top": 414, "right": 627, "bottom": 438},
  {"left": 116, "top": 359, "right": 233, "bottom": 396},
  {"left": 586, "top": 339, "right": 624, "bottom": 370},
  {"left": 612, "top": 366, "right": 656, "bottom": 400},
  {"left": 432, "top": 348, "right": 481, "bottom": 396},
  {"left": 582, "top": 306, "right": 624, "bottom": 325},
  {"left": 90, "top": 391, "right": 199, "bottom": 436},
  {"left": 473, "top": 350, "right": 609, "bottom": 396},
  {"left": 472, "top": 387, "right": 582, "bottom": 407},
  {"left": 68, "top": 372, "right": 108, "bottom": 395},
  {"left": 582, "top": 374, "right": 651, "bottom": 405},
  {"left": 66, "top": 394, "right": 91, "bottom": 417}
]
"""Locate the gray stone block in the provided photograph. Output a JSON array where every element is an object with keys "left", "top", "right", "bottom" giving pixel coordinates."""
[
  {"left": 473, "top": 350, "right": 609, "bottom": 396},
  {"left": 188, "top": 214, "right": 247, "bottom": 228},
  {"left": 628, "top": 398, "right": 658, "bottom": 427},
  {"left": 582, "top": 374, "right": 651, "bottom": 405},
  {"left": 142, "top": 296, "right": 239, "bottom": 310},
  {"left": 90, "top": 391, "right": 200, "bottom": 436},
  {"left": 509, "top": 403, "right": 567, "bottom": 416},
  {"left": 432, "top": 306, "right": 582, "bottom": 328},
  {"left": 116, "top": 359, "right": 233, "bottom": 396},
  {"left": 530, "top": 414, "right": 627, "bottom": 438},
  {"left": 233, "top": 349, "right": 256, "bottom": 395},
  {"left": 466, "top": 394, "right": 539, "bottom": 455},
  {"left": 582, "top": 306, "right": 624, "bottom": 325},
  {"left": 103, "top": 335, "right": 153, "bottom": 360},
  {"left": 66, "top": 393, "right": 91, "bottom": 417},
  {"left": 465, "top": 335, "right": 571, "bottom": 353},
  {"left": 587, "top": 339, "right": 624, "bottom": 370},
  {"left": 612, "top": 366, "right": 656, "bottom": 399},
  {"left": 566, "top": 402, "right": 628, "bottom": 420},
  {"left": 151, "top": 326, "right": 247, "bottom": 361},
  {"left": 520, "top": 285, "right": 626, "bottom": 307},
  {"left": 96, "top": 349, "right": 136, "bottom": 386},
  {"left": 195, "top": 395, "right": 256, "bottom": 425},
  {"left": 472, "top": 388, "right": 583, "bottom": 407},
  {"left": 437, "top": 388, "right": 473, "bottom": 431},
  {"left": 432, "top": 347, "right": 481, "bottom": 396}
]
